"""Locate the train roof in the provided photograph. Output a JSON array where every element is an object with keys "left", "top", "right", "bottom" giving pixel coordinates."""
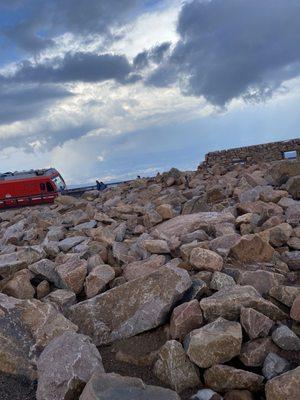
[{"left": 0, "top": 168, "right": 57, "bottom": 182}]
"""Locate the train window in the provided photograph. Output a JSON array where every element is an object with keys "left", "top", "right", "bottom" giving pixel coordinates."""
[
  {"left": 283, "top": 150, "right": 297, "bottom": 159},
  {"left": 40, "top": 183, "right": 46, "bottom": 191},
  {"left": 46, "top": 182, "right": 54, "bottom": 192}
]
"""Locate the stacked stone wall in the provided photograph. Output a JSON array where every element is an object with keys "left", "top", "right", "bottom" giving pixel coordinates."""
[{"left": 203, "top": 138, "right": 300, "bottom": 168}]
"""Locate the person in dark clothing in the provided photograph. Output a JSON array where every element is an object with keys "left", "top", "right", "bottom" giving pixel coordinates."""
[{"left": 96, "top": 180, "right": 107, "bottom": 190}]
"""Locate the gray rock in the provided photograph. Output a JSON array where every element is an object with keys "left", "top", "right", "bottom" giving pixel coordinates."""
[
  {"left": 262, "top": 352, "right": 291, "bottom": 380},
  {"left": 37, "top": 331, "right": 104, "bottom": 400},
  {"left": 272, "top": 324, "right": 300, "bottom": 351},
  {"left": 210, "top": 272, "right": 236, "bottom": 291},
  {"left": 29, "top": 258, "right": 64, "bottom": 288},
  {"left": 68, "top": 265, "right": 191, "bottom": 345},
  {"left": 79, "top": 372, "right": 181, "bottom": 400},
  {"left": 191, "top": 389, "right": 222, "bottom": 400},
  {"left": 58, "top": 236, "right": 86, "bottom": 252}
]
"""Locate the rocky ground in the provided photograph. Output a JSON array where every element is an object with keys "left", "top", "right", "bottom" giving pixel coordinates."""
[{"left": 0, "top": 158, "right": 300, "bottom": 400}]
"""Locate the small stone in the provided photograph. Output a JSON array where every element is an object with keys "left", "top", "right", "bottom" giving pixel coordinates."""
[
  {"left": 192, "top": 388, "right": 222, "bottom": 400},
  {"left": 190, "top": 248, "right": 223, "bottom": 272},
  {"left": 269, "top": 285, "right": 300, "bottom": 307},
  {"left": 240, "top": 307, "right": 274, "bottom": 339},
  {"left": 55, "top": 254, "right": 87, "bottom": 294},
  {"left": 265, "top": 366, "right": 300, "bottom": 400},
  {"left": 43, "top": 289, "right": 76, "bottom": 313},
  {"left": 210, "top": 271, "right": 236, "bottom": 290},
  {"left": 267, "top": 223, "right": 293, "bottom": 247},
  {"left": 123, "top": 254, "right": 166, "bottom": 281},
  {"left": 272, "top": 324, "right": 300, "bottom": 351},
  {"left": 290, "top": 295, "right": 300, "bottom": 321},
  {"left": 262, "top": 352, "right": 291, "bottom": 380},
  {"left": 84, "top": 265, "right": 115, "bottom": 298},
  {"left": 170, "top": 300, "right": 203, "bottom": 341},
  {"left": 204, "top": 365, "right": 263, "bottom": 392},
  {"left": 36, "top": 280, "right": 50, "bottom": 299},
  {"left": 185, "top": 317, "right": 242, "bottom": 368},
  {"left": 224, "top": 390, "right": 254, "bottom": 400},
  {"left": 142, "top": 239, "right": 170, "bottom": 254},
  {"left": 239, "top": 337, "right": 277, "bottom": 367},
  {"left": 153, "top": 340, "right": 201, "bottom": 392}
]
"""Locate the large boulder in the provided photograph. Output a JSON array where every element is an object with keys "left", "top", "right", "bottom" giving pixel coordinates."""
[
  {"left": 229, "top": 234, "right": 274, "bottom": 263},
  {"left": 236, "top": 270, "right": 285, "bottom": 296},
  {"left": 153, "top": 340, "right": 201, "bottom": 392},
  {"left": 36, "top": 331, "right": 104, "bottom": 400},
  {"left": 266, "top": 159, "right": 300, "bottom": 185},
  {"left": 185, "top": 317, "right": 242, "bottom": 368},
  {"left": 0, "top": 293, "right": 77, "bottom": 380},
  {"left": 200, "top": 285, "right": 286, "bottom": 322},
  {"left": 79, "top": 372, "right": 181, "bottom": 400},
  {"left": 67, "top": 265, "right": 191, "bottom": 345},
  {"left": 265, "top": 367, "right": 300, "bottom": 400},
  {"left": 152, "top": 212, "right": 235, "bottom": 237},
  {"left": 286, "top": 175, "right": 300, "bottom": 199},
  {"left": 204, "top": 365, "right": 263, "bottom": 392}
]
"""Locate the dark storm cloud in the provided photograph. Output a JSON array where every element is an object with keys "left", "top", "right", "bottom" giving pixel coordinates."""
[
  {"left": 0, "top": 84, "right": 72, "bottom": 125},
  {"left": 147, "top": 0, "right": 300, "bottom": 106},
  {"left": 2, "top": 52, "right": 134, "bottom": 84},
  {"left": 133, "top": 42, "right": 171, "bottom": 69},
  {"left": 0, "top": 0, "right": 146, "bottom": 53}
]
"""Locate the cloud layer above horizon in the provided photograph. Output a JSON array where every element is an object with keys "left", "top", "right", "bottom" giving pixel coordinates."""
[{"left": 0, "top": 0, "right": 300, "bottom": 184}]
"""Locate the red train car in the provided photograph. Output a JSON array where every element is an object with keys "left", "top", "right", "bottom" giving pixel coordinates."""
[{"left": 0, "top": 168, "right": 66, "bottom": 209}]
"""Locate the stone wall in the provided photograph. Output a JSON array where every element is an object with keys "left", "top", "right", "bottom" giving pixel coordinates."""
[{"left": 203, "top": 138, "right": 300, "bottom": 168}]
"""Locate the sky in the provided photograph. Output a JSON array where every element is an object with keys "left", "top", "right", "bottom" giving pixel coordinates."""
[{"left": 0, "top": 0, "right": 299, "bottom": 185}]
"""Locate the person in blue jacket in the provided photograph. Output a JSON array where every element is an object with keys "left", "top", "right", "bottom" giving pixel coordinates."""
[{"left": 96, "top": 180, "right": 107, "bottom": 190}]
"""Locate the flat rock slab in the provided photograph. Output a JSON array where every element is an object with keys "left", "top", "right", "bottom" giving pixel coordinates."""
[
  {"left": 152, "top": 212, "right": 235, "bottom": 237},
  {"left": 0, "top": 293, "right": 77, "bottom": 380},
  {"left": 68, "top": 265, "right": 191, "bottom": 345},
  {"left": 204, "top": 365, "right": 263, "bottom": 392},
  {"left": 79, "top": 372, "right": 181, "bottom": 400}
]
